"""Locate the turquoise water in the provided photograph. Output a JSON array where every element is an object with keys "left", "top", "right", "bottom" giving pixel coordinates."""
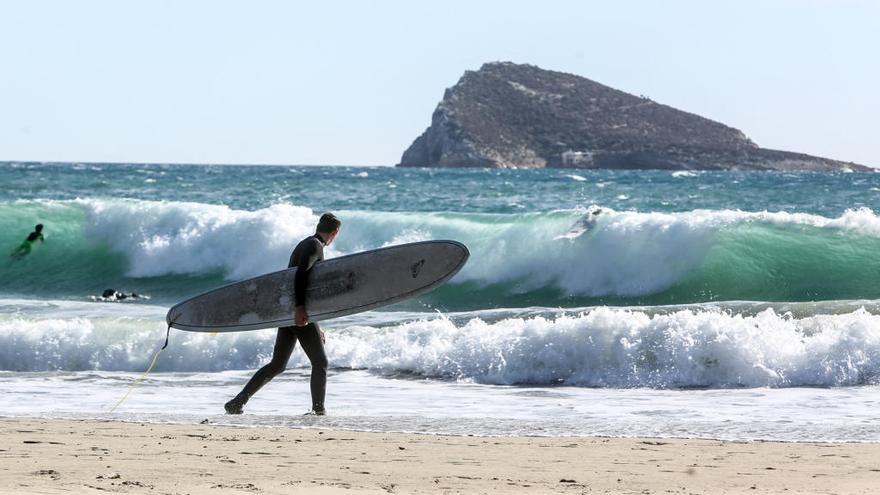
[
  {"left": 3, "top": 162, "right": 878, "bottom": 214},
  {"left": 3, "top": 162, "right": 880, "bottom": 306},
  {"left": 4, "top": 162, "right": 880, "bottom": 440}
]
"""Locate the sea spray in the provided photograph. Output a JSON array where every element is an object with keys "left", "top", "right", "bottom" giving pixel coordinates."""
[
  {"left": 329, "top": 307, "right": 880, "bottom": 388},
  {"left": 3, "top": 307, "right": 880, "bottom": 388}
]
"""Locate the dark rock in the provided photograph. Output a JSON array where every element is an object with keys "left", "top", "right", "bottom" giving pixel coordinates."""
[{"left": 398, "top": 62, "right": 870, "bottom": 171}]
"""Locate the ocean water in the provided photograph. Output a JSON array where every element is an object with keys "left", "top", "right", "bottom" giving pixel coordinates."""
[{"left": 2, "top": 162, "right": 880, "bottom": 441}]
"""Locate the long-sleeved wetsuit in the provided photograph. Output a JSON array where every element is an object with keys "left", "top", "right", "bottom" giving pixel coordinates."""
[{"left": 231, "top": 234, "right": 329, "bottom": 411}]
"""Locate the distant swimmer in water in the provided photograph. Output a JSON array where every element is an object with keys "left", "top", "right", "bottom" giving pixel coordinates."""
[
  {"left": 555, "top": 208, "right": 603, "bottom": 240},
  {"left": 10, "top": 224, "right": 44, "bottom": 259},
  {"left": 99, "top": 289, "right": 143, "bottom": 301}
]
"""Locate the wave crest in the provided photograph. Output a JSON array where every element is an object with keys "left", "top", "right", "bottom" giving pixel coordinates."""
[
  {"left": 4, "top": 199, "right": 880, "bottom": 304},
  {"left": 82, "top": 200, "right": 319, "bottom": 279}
]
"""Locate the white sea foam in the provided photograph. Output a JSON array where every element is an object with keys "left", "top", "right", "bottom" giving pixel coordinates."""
[
  {"left": 3, "top": 307, "right": 880, "bottom": 388},
  {"left": 0, "top": 315, "right": 274, "bottom": 372},
  {"left": 80, "top": 199, "right": 323, "bottom": 279},
  {"left": 330, "top": 307, "right": 880, "bottom": 388}
]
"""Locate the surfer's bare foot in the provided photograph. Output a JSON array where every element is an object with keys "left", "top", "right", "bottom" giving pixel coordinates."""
[{"left": 224, "top": 398, "right": 244, "bottom": 415}]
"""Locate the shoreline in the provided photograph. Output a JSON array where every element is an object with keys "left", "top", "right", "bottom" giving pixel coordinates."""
[
  {"left": 3, "top": 417, "right": 879, "bottom": 494},
  {"left": 4, "top": 412, "right": 880, "bottom": 445}
]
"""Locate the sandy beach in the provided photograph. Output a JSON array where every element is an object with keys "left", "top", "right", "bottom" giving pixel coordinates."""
[{"left": 0, "top": 418, "right": 878, "bottom": 494}]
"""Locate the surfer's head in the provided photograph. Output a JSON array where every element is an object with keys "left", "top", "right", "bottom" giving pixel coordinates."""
[
  {"left": 316, "top": 213, "right": 341, "bottom": 245},
  {"left": 34, "top": 224, "right": 43, "bottom": 232}
]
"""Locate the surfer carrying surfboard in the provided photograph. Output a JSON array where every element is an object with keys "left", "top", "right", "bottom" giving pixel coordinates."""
[{"left": 224, "top": 213, "right": 342, "bottom": 416}]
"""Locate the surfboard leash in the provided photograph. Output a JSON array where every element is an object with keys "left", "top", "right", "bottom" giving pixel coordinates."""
[{"left": 108, "top": 322, "right": 173, "bottom": 413}]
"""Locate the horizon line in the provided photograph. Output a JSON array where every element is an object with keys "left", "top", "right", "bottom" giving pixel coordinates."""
[
  {"left": 0, "top": 159, "right": 395, "bottom": 168},
  {"left": 1, "top": 159, "right": 876, "bottom": 171}
]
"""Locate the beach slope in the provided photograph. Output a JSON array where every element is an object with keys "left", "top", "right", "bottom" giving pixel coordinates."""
[{"left": 2, "top": 418, "right": 879, "bottom": 494}]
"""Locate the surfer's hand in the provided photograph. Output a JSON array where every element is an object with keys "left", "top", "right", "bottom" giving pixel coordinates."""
[
  {"left": 294, "top": 306, "right": 308, "bottom": 326},
  {"left": 320, "top": 329, "right": 325, "bottom": 344}
]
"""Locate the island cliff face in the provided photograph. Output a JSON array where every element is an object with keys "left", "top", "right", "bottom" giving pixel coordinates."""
[{"left": 398, "top": 62, "right": 868, "bottom": 171}]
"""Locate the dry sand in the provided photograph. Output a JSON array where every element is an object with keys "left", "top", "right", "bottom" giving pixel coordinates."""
[{"left": 1, "top": 417, "right": 879, "bottom": 494}]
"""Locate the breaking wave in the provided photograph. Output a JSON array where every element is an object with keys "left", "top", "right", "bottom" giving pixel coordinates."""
[
  {"left": 3, "top": 198, "right": 880, "bottom": 305},
  {"left": 2, "top": 306, "right": 880, "bottom": 388}
]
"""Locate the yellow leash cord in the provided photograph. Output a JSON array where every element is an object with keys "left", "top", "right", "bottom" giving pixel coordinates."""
[{"left": 109, "top": 324, "right": 172, "bottom": 413}]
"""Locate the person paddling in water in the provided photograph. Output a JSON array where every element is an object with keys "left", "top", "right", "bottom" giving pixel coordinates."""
[
  {"left": 225, "top": 213, "right": 342, "bottom": 416},
  {"left": 10, "top": 224, "right": 44, "bottom": 259}
]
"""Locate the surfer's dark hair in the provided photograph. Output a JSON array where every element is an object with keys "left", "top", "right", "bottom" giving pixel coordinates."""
[
  {"left": 35, "top": 224, "right": 43, "bottom": 231},
  {"left": 316, "top": 213, "right": 341, "bottom": 233}
]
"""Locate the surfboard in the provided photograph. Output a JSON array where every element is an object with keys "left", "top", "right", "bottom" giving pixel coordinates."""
[{"left": 166, "top": 240, "right": 469, "bottom": 332}]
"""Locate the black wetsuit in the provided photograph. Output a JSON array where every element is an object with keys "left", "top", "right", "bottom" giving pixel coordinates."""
[{"left": 232, "top": 234, "right": 329, "bottom": 411}]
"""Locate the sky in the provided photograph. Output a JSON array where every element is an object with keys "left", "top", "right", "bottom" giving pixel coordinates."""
[{"left": 1, "top": 0, "right": 878, "bottom": 167}]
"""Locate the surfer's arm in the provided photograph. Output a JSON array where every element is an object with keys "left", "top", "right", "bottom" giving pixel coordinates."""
[{"left": 293, "top": 239, "right": 322, "bottom": 324}]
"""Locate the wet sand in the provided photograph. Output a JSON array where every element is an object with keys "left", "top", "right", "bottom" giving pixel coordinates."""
[{"left": 2, "top": 417, "right": 879, "bottom": 494}]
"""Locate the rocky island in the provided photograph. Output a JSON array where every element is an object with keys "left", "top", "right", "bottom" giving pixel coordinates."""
[{"left": 398, "top": 62, "right": 869, "bottom": 171}]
